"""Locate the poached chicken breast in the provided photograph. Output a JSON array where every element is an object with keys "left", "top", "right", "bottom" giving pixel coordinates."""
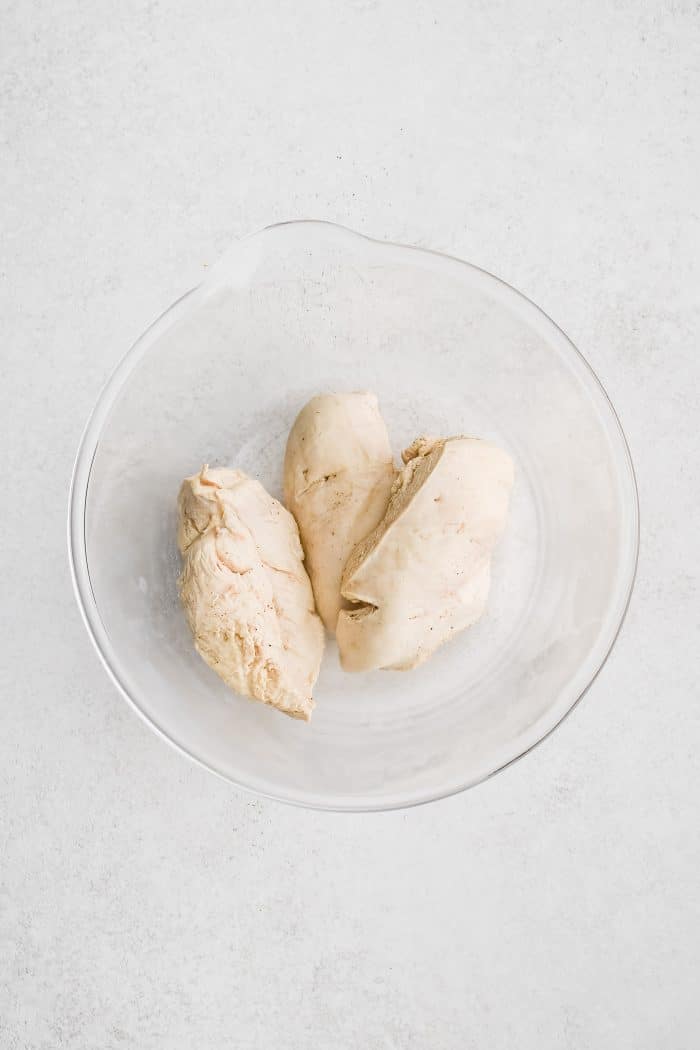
[
  {"left": 284, "top": 392, "right": 395, "bottom": 633},
  {"left": 336, "top": 436, "right": 514, "bottom": 672},
  {"left": 178, "top": 466, "right": 324, "bottom": 720}
]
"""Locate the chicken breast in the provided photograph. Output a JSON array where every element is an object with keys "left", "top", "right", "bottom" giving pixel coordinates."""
[
  {"left": 177, "top": 466, "right": 324, "bottom": 720},
  {"left": 283, "top": 392, "right": 395, "bottom": 633},
  {"left": 336, "top": 436, "right": 514, "bottom": 672}
]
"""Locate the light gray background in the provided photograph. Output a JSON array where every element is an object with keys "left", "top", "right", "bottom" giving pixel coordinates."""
[{"left": 2, "top": 2, "right": 699, "bottom": 1047}]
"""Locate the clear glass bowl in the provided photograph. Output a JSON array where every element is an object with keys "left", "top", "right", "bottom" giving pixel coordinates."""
[{"left": 68, "top": 220, "right": 639, "bottom": 811}]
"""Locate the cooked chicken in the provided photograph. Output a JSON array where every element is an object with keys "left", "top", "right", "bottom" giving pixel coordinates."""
[
  {"left": 336, "top": 436, "right": 514, "bottom": 672},
  {"left": 177, "top": 466, "right": 324, "bottom": 720},
  {"left": 283, "top": 392, "right": 395, "bottom": 633}
]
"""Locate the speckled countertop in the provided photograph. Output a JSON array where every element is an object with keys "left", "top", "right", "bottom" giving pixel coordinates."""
[{"left": 2, "top": 2, "right": 699, "bottom": 1047}]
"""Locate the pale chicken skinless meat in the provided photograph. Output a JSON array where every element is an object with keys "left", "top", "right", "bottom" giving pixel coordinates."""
[
  {"left": 178, "top": 466, "right": 324, "bottom": 720},
  {"left": 283, "top": 392, "right": 395, "bottom": 633},
  {"left": 336, "top": 436, "right": 514, "bottom": 672}
]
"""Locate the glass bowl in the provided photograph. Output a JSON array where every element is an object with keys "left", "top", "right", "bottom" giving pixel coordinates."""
[{"left": 68, "top": 220, "right": 638, "bottom": 811}]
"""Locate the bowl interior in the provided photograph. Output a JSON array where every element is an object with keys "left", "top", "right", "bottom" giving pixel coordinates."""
[{"left": 72, "top": 222, "right": 638, "bottom": 809}]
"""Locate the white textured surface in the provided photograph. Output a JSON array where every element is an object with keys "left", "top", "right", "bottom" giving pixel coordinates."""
[{"left": 1, "top": 1, "right": 699, "bottom": 1046}]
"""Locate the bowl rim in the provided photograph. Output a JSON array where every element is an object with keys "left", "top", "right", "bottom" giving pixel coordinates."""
[{"left": 67, "top": 219, "right": 640, "bottom": 812}]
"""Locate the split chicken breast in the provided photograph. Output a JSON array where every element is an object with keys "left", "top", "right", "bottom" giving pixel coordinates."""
[
  {"left": 336, "top": 436, "right": 514, "bottom": 672},
  {"left": 283, "top": 392, "right": 395, "bottom": 633},
  {"left": 178, "top": 466, "right": 324, "bottom": 720}
]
